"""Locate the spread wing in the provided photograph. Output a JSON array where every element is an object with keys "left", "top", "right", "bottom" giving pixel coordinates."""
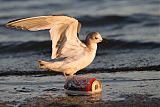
[{"left": 6, "top": 15, "right": 86, "bottom": 59}]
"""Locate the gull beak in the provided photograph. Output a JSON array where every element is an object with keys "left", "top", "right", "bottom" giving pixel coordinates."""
[{"left": 100, "top": 38, "right": 103, "bottom": 42}]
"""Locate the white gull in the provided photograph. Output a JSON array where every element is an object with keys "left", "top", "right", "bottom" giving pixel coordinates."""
[{"left": 6, "top": 15, "right": 103, "bottom": 78}]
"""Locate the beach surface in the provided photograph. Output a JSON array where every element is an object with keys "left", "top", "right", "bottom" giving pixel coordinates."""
[
  {"left": 0, "top": 71, "right": 160, "bottom": 107},
  {"left": 0, "top": 0, "right": 160, "bottom": 106}
]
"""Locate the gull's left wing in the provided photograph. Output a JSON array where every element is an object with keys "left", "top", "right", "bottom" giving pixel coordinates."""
[
  {"left": 6, "top": 15, "right": 85, "bottom": 59},
  {"left": 6, "top": 15, "right": 81, "bottom": 31}
]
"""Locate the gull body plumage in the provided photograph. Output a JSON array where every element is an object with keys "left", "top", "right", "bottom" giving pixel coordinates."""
[{"left": 6, "top": 15, "right": 102, "bottom": 78}]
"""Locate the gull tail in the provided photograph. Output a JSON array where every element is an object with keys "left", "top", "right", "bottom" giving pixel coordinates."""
[{"left": 38, "top": 60, "right": 62, "bottom": 71}]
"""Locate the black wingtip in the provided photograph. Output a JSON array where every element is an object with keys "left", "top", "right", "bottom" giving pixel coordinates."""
[
  {"left": 7, "top": 17, "right": 29, "bottom": 24},
  {"left": 5, "top": 18, "right": 22, "bottom": 29},
  {"left": 5, "top": 23, "right": 28, "bottom": 30},
  {"left": 5, "top": 23, "right": 13, "bottom": 28}
]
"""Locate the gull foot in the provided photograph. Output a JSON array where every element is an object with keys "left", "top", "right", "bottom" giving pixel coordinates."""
[{"left": 37, "top": 60, "right": 47, "bottom": 69}]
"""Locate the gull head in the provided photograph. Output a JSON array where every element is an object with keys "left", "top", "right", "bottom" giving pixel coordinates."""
[{"left": 86, "top": 32, "right": 103, "bottom": 44}]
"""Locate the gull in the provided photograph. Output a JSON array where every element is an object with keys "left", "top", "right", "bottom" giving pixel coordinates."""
[{"left": 6, "top": 15, "right": 103, "bottom": 78}]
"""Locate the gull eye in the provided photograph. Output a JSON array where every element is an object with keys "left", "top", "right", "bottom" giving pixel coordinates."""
[{"left": 95, "top": 37, "right": 98, "bottom": 39}]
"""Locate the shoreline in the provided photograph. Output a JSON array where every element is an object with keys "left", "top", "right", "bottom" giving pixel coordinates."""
[{"left": 0, "top": 65, "right": 160, "bottom": 76}]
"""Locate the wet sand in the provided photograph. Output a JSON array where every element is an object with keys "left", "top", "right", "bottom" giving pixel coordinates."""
[
  {"left": 1, "top": 95, "right": 160, "bottom": 107},
  {"left": 4, "top": 94, "right": 158, "bottom": 107},
  {"left": 0, "top": 71, "right": 160, "bottom": 107}
]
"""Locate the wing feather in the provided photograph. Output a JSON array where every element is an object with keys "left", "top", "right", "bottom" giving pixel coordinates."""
[
  {"left": 6, "top": 15, "right": 86, "bottom": 59},
  {"left": 6, "top": 16, "right": 76, "bottom": 31},
  {"left": 49, "top": 23, "right": 68, "bottom": 59}
]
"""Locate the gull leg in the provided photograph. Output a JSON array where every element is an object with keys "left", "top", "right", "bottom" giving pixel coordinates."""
[
  {"left": 63, "top": 72, "right": 67, "bottom": 79},
  {"left": 70, "top": 74, "right": 74, "bottom": 77},
  {"left": 64, "top": 68, "right": 76, "bottom": 79},
  {"left": 69, "top": 73, "right": 75, "bottom": 79}
]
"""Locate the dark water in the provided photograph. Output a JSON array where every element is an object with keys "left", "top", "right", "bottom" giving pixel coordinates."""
[{"left": 0, "top": 0, "right": 160, "bottom": 106}]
